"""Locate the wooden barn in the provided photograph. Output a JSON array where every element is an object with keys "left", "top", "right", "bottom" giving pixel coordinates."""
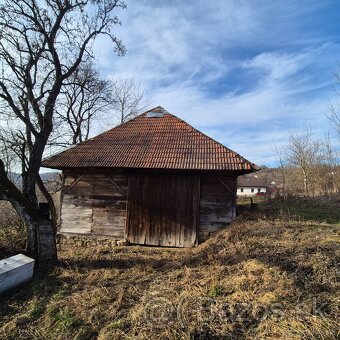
[{"left": 42, "top": 107, "right": 258, "bottom": 247}]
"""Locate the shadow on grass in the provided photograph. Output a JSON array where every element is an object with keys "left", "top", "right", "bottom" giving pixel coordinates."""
[
  {"left": 0, "top": 270, "right": 65, "bottom": 322},
  {"left": 59, "top": 256, "right": 170, "bottom": 271}
]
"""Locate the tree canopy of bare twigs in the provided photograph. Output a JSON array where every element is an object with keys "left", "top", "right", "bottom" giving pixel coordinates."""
[
  {"left": 286, "top": 128, "right": 322, "bottom": 194},
  {"left": 273, "top": 144, "right": 289, "bottom": 199},
  {"left": 57, "top": 60, "right": 114, "bottom": 145},
  {"left": 329, "top": 106, "right": 340, "bottom": 137},
  {"left": 111, "top": 77, "right": 150, "bottom": 124},
  {"left": 329, "top": 69, "right": 340, "bottom": 138},
  {"left": 0, "top": 0, "right": 126, "bottom": 262},
  {"left": 275, "top": 127, "right": 339, "bottom": 197}
]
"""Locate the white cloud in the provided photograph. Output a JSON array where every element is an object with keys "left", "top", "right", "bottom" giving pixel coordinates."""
[
  {"left": 149, "top": 82, "right": 333, "bottom": 165},
  {"left": 91, "top": 1, "right": 340, "bottom": 166},
  {"left": 243, "top": 52, "right": 306, "bottom": 82}
]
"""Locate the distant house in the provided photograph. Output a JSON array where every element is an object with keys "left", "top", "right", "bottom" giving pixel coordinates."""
[
  {"left": 237, "top": 176, "right": 267, "bottom": 196},
  {"left": 42, "top": 107, "right": 258, "bottom": 247}
]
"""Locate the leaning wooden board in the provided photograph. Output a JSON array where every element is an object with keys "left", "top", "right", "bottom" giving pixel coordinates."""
[{"left": 0, "top": 254, "right": 35, "bottom": 294}]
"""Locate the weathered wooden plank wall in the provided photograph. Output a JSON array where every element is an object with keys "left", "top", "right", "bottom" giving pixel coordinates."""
[
  {"left": 59, "top": 170, "right": 237, "bottom": 246},
  {"left": 60, "top": 172, "right": 127, "bottom": 239},
  {"left": 199, "top": 175, "right": 237, "bottom": 241},
  {"left": 126, "top": 174, "right": 199, "bottom": 247}
]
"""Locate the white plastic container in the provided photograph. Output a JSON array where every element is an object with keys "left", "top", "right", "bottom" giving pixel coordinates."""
[{"left": 0, "top": 254, "right": 35, "bottom": 294}]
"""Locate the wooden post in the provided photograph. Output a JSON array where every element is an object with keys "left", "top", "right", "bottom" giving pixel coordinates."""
[
  {"left": 37, "top": 219, "right": 58, "bottom": 265},
  {"left": 37, "top": 204, "right": 58, "bottom": 265}
]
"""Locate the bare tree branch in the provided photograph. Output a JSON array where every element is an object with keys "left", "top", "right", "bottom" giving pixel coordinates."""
[
  {"left": 0, "top": 0, "right": 126, "bottom": 262},
  {"left": 57, "top": 59, "right": 114, "bottom": 144},
  {"left": 111, "top": 77, "right": 150, "bottom": 124}
]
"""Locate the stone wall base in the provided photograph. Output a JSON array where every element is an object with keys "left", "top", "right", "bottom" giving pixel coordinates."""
[{"left": 57, "top": 234, "right": 129, "bottom": 248}]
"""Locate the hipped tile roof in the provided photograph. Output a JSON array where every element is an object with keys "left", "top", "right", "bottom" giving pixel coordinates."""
[{"left": 42, "top": 107, "right": 259, "bottom": 172}]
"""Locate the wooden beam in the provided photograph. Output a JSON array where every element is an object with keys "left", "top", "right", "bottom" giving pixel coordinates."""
[
  {"left": 63, "top": 174, "right": 84, "bottom": 194},
  {"left": 58, "top": 172, "right": 65, "bottom": 229},
  {"left": 217, "top": 176, "right": 237, "bottom": 219},
  {"left": 217, "top": 176, "right": 236, "bottom": 198},
  {"left": 107, "top": 174, "right": 127, "bottom": 198}
]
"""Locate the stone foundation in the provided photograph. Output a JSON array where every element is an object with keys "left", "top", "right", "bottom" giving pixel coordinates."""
[{"left": 57, "top": 234, "right": 129, "bottom": 248}]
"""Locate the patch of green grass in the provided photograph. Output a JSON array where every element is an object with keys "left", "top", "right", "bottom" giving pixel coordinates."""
[
  {"left": 51, "top": 288, "right": 69, "bottom": 301},
  {"left": 208, "top": 285, "right": 224, "bottom": 297},
  {"left": 51, "top": 307, "right": 83, "bottom": 333},
  {"left": 261, "top": 196, "right": 340, "bottom": 224},
  {"left": 237, "top": 196, "right": 267, "bottom": 206},
  {"left": 29, "top": 303, "right": 45, "bottom": 319}
]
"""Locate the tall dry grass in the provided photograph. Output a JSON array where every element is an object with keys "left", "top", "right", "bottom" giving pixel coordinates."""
[{"left": 0, "top": 202, "right": 339, "bottom": 339}]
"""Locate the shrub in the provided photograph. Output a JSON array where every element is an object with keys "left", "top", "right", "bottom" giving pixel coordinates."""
[{"left": 0, "top": 201, "right": 26, "bottom": 258}]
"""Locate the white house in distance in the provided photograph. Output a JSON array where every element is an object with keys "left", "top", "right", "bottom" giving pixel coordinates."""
[{"left": 237, "top": 175, "right": 267, "bottom": 197}]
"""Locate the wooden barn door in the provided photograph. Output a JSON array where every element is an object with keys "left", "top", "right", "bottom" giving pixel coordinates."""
[{"left": 126, "top": 174, "right": 199, "bottom": 247}]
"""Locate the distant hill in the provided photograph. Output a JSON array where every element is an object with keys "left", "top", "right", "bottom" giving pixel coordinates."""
[{"left": 7, "top": 172, "right": 61, "bottom": 192}]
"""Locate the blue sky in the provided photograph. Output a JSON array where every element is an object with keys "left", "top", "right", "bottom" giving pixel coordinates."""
[{"left": 93, "top": 0, "right": 340, "bottom": 166}]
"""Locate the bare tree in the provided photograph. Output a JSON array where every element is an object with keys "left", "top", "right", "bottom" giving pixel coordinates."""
[
  {"left": 58, "top": 60, "right": 114, "bottom": 145},
  {"left": 111, "top": 77, "right": 149, "bottom": 124},
  {"left": 274, "top": 128, "right": 339, "bottom": 197},
  {"left": 286, "top": 127, "right": 323, "bottom": 195},
  {"left": 329, "top": 106, "right": 340, "bottom": 138},
  {"left": 0, "top": 0, "right": 126, "bottom": 263},
  {"left": 319, "top": 133, "right": 339, "bottom": 195},
  {"left": 0, "top": 126, "right": 22, "bottom": 180},
  {"left": 329, "top": 70, "right": 340, "bottom": 138},
  {"left": 274, "top": 144, "right": 289, "bottom": 199}
]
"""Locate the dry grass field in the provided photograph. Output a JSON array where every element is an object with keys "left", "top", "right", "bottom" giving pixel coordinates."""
[{"left": 0, "top": 198, "right": 339, "bottom": 339}]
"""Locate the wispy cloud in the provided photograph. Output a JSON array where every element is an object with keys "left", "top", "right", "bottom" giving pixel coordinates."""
[{"left": 93, "top": 0, "right": 340, "bottom": 166}]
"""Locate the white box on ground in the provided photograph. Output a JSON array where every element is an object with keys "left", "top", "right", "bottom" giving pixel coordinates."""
[{"left": 0, "top": 254, "right": 35, "bottom": 294}]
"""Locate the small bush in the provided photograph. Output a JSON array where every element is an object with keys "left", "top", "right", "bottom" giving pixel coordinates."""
[{"left": 0, "top": 202, "right": 26, "bottom": 258}]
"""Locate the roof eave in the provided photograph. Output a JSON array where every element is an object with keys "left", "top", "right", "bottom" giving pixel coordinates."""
[{"left": 40, "top": 164, "right": 259, "bottom": 175}]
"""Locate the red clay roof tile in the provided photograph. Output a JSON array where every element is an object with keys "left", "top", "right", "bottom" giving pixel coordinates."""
[{"left": 42, "top": 107, "right": 259, "bottom": 172}]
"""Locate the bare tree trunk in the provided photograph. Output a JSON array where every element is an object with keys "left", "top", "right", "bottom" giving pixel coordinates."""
[
  {"left": 10, "top": 200, "right": 38, "bottom": 257},
  {"left": 0, "top": 161, "right": 38, "bottom": 257},
  {"left": 37, "top": 175, "right": 58, "bottom": 231},
  {"left": 0, "top": 0, "right": 126, "bottom": 267},
  {"left": 302, "top": 169, "right": 308, "bottom": 195},
  {"left": 0, "top": 159, "right": 57, "bottom": 263}
]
